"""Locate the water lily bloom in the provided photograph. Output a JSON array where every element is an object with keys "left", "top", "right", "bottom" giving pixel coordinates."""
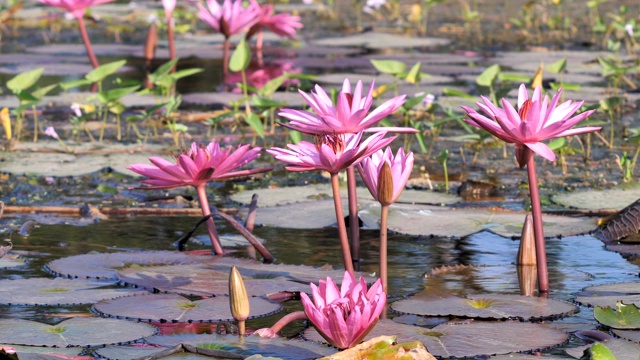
[
  {"left": 162, "top": 0, "right": 176, "bottom": 15},
  {"left": 301, "top": 271, "right": 386, "bottom": 349},
  {"left": 278, "top": 79, "right": 407, "bottom": 135},
  {"left": 128, "top": 141, "right": 271, "bottom": 255},
  {"left": 128, "top": 142, "right": 269, "bottom": 189},
  {"left": 247, "top": 1, "right": 303, "bottom": 39},
  {"left": 197, "top": 0, "right": 261, "bottom": 38},
  {"left": 267, "top": 131, "right": 395, "bottom": 174},
  {"left": 358, "top": 147, "right": 413, "bottom": 206},
  {"left": 461, "top": 84, "right": 600, "bottom": 167},
  {"left": 37, "top": 0, "right": 115, "bottom": 18}
]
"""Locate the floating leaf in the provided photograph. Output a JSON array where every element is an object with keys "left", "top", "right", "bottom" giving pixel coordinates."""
[
  {"left": 565, "top": 338, "right": 640, "bottom": 359},
  {"left": 392, "top": 292, "right": 577, "bottom": 321},
  {"left": 304, "top": 319, "right": 568, "bottom": 358},
  {"left": 0, "top": 318, "right": 156, "bottom": 347},
  {"left": 0, "top": 277, "right": 146, "bottom": 306},
  {"left": 575, "top": 282, "right": 640, "bottom": 308},
  {"left": 594, "top": 302, "right": 640, "bottom": 329},
  {"left": 594, "top": 198, "right": 640, "bottom": 242},
  {"left": 94, "top": 293, "right": 281, "bottom": 322}
]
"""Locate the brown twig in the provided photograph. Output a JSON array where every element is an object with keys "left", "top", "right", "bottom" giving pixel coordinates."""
[
  {"left": 213, "top": 208, "right": 274, "bottom": 264},
  {"left": 244, "top": 193, "right": 258, "bottom": 232}
]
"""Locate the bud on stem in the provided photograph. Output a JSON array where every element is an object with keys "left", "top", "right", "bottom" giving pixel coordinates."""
[
  {"left": 377, "top": 162, "right": 394, "bottom": 206},
  {"left": 229, "top": 266, "right": 250, "bottom": 335}
]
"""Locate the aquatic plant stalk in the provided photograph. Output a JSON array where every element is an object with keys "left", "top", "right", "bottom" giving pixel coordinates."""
[
  {"left": 196, "top": 184, "right": 224, "bottom": 255},
  {"left": 379, "top": 204, "right": 389, "bottom": 296},
  {"left": 331, "top": 173, "right": 354, "bottom": 275},
  {"left": 223, "top": 37, "right": 230, "bottom": 74},
  {"left": 346, "top": 166, "right": 360, "bottom": 270},
  {"left": 253, "top": 311, "right": 307, "bottom": 338},
  {"left": 76, "top": 16, "right": 99, "bottom": 68},
  {"left": 525, "top": 152, "right": 548, "bottom": 294}
]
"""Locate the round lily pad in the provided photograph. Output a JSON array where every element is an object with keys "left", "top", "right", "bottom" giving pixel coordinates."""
[
  {"left": 144, "top": 333, "right": 336, "bottom": 359},
  {"left": 0, "top": 317, "right": 157, "bottom": 347},
  {"left": 392, "top": 292, "right": 578, "bottom": 321},
  {"left": 45, "top": 251, "right": 211, "bottom": 280},
  {"left": 575, "top": 282, "right": 640, "bottom": 308},
  {"left": 230, "top": 184, "right": 459, "bottom": 207},
  {"left": 552, "top": 186, "right": 640, "bottom": 211},
  {"left": 303, "top": 318, "right": 569, "bottom": 358},
  {"left": 95, "top": 344, "right": 214, "bottom": 360},
  {"left": 0, "top": 277, "right": 146, "bottom": 306},
  {"left": 564, "top": 338, "right": 640, "bottom": 359},
  {"left": 93, "top": 293, "right": 281, "bottom": 322},
  {"left": 0, "top": 152, "right": 101, "bottom": 177},
  {"left": 594, "top": 302, "right": 640, "bottom": 329},
  {"left": 0, "top": 344, "right": 84, "bottom": 359},
  {"left": 612, "top": 329, "right": 640, "bottom": 343},
  {"left": 0, "top": 254, "right": 26, "bottom": 269}
]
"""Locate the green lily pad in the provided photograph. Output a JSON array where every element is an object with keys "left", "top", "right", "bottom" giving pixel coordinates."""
[
  {"left": 311, "top": 32, "right": 450, "bottom": 49},
  {"left": 594, "top": 302, "right": 640, "bottom": 329},
  {"left": 575, "top": 282, "right": 640, "bottom": 308},
  {"left": 93, "top": 293, "right": 281, "bottom": 322},
  {"left": 392, "top": 292, "right": 578, "bottom": 321},
  {"left": 230, "top": 184, "right": 459, "bottom": 207},
  {"left": 303, "top": 319, "right": 569, "bottom": 358},
  {"left": 0, "top": 277, "right": 146, "bottom": 306},
  {"left": 0, "top": 318, "right": 157, "bottom": 347},
  {"left": 552, "top": 186, "right": 640, "bottom": 211}
]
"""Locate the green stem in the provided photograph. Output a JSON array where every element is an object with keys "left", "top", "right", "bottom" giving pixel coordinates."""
[{"left": 330, "top": 173, "right": 354, "bottom": 276}]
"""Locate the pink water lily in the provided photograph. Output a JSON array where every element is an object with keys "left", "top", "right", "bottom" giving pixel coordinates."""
[
  {"left": 461, "top": 84, "right": 600, "bottom": 166},
  {"left": 358, "top": 147, "right": 413, "bottom": 206},
  {"left": 38, "top": 0, "right": 115, "bottom": 18},
  {"left": 247, "top": 1, "right": 303, "bottom": 39},
  {"left": 267, "top": 131, "right": 395, "bottom": 174},
  {"left": 128, "top": 142, "right": 270, "bottom": 255},
  {"left": 128, "top": 142, "right": 269, "bottom": 190},
  {"left": 278, "top": 79, "right": 407, "bottom": 135},
  {"left": 301, "top": 271, "right": 386, "bottom": 349},
  {"left": 197, "top": 0, "right": 261, "bottom": 38},
  {"left": 162, "top": 0, "right": 176, "bottom": 15}
]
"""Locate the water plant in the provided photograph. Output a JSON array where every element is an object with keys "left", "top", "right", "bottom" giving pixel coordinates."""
[
  {"left": 128, "top": 141, "right": 271, "bottom": 256},
  {"left": 462, "top": 84, "right": 600, "bottom": 293}
]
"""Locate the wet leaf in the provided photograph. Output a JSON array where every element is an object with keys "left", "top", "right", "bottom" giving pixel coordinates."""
[
  {"left": 594, "top": 302, "right": 640, "bottom": 329},
  {"left": 575, "top": 282, "right": 640, "bottom": 308},
  {"left": 94, "top": 293, "right": 281, "bottom": 322},
  {"left": 392, "top": 292, "right": 577, "bottom": 321},
  {"left": 45, "top": 250, "right": 210, "bottom": 280},
  {"left": 0, "top": 277, "right": 146, "bottom": 306},
  {"left": 552, "top": 186, "right": 640, "bottom": 211},
  {"left": 611, "top": 328, "right": 640, "bottom": 342},
  {"left": 565, "top": 338, "right": 640, "bottom": 359},
  {"left": 587, "top": 342, "right": 617, "bottom": 360},
  {"left": 303, "top": 319, "right": 568, "bottom": 358},
  {"left": 228, "top": 39, "right": 251, "bottom": 73},
  {"left": 0, "top": 344, "right": 84, "bottom": 360},
  {"left": 143, "top": 333, "right": 336, "bottom": 359},
  {"left": 594, "top": 198, "right": 640, "bottom": 242},
  {"left": 0, "top": 318, "right": 156, "bottom": 347},
  {"left": 311, "top": 32, "right": 450, "bottom": 49}
]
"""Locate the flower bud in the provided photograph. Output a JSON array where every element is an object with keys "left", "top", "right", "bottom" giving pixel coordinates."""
[
  {"left": 0, "top": 108, "right": 11, "bottom": 140},
  {"left": 229, "top": 266, "right": 250, "bottom": 323},
  {"left": 377, "top": 161, "right": 394, "bottom": 206}
]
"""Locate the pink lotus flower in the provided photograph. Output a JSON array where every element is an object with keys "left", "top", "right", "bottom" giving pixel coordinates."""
[
  {"left": 247, "top": 1, "right": 303, "bottom": 39},
  {"left": 37, "top": 0, "right": 115, "bottom": 19},
  {"left": 267, "top": 131, "right": 395, "bottom": 174},
  {"left": 278, "top": 79, "right": 407, "bottom": 135},
  {"left": 197, "top": 0, "right": 261, "bottom": 38},
  {"left": 358, "top": 147, "right": 413, "bottom": 206},
  {"left": 461, "top": 84, "right": 600, "bottom": 166},
  {"left": 128, "top": 141, "right": 269, "bottom": 190},
  {"left": 301, "top": 271, "right": 386, "bottom": 349},
  {"left": 162, "top": 0, "right": 176, "bottom": 15}
]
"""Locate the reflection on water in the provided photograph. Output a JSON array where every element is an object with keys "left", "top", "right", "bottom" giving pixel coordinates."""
[{"left": 1, "top": 215, "right": 639, "bottom": 343}]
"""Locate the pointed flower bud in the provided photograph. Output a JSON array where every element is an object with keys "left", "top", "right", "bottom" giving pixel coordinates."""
[
  {"left": 229, "top": 266, "right": 250, "bottom": 334},
  {"left": 377, "top": 162, "right": 394, "bottom": 206},
  {"left": 0, "top": 108, "right": 11, "bottom": 140}
]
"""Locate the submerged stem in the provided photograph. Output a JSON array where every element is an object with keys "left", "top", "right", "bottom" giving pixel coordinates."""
[
  {"left": 330, "top": 173, "right": 354, "bottom": 276},
  {"left": 526, "top": 155, "right": 549, "bottom": 294}
]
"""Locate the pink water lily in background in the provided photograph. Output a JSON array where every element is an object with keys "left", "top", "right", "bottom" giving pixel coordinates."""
[
  {"left": 461, "top": 84, "right": 600, "bottom": 166},
  {"left": 162, "top": 0, "right": 176, "bottom": 15},
  {"left": 267, "top": 131, "right": 395, "bottom": 174},
  {"left": 197, "top": 0, "right": 261, "bottom": 38},
  {"left": 358, "top": 147, "right": 413, "bottom": 206},
  {"left": 278, "top": 79, "right": 407, "bottom": 135},
  {"left": 37, "top": 0, "right": 115, "bottom": 18},
  {"left": 301, "top": 271, "right": 386, "bottom": 349},
  {"left": 128, "top": 141, "right": 271, "bottom": 255},
  {"left": 247, "top": 1, "right": 303, "bottom": 39}
]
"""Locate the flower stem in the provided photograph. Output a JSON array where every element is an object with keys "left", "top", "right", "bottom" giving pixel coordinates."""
[
  {"left": 196, "top": 184, "right": 224, "bottom": 255},
  {"left": 167, "top": 15, "right": 176, "bottom": 67},
  {"left": 76, "top": 16, "right": 99, "bottom": 69},
  {"left": 346, "top": 166, "right": 360, "bottom": 271},
  {"left": 526, "top": 155, "right": 549, "bottom": 294},
  {"left": 330, "top": 173, "right": 354, "bottom": 276},
  {"left": 256, "top": 311, "right": 307, "bottom": 336},
  {"left": 380, "top": 204, "right": 389, "bottom": 296},
  {"left": 222, "top": 37, "right": 230, "bottom": 75},
  {"left": 256, "top": 30, "right": 264, "bottom": 67}
]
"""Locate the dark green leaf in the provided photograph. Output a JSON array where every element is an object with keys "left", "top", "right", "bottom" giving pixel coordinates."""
[
  {"left": 594, "top": 302, "right": 640, "bottom": 329},
  {"left": 60, "top": 79, "right": 92, "bottom": 90},
  {"left": 98, "top": 85, "right": 140, "bottom": 103}
]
